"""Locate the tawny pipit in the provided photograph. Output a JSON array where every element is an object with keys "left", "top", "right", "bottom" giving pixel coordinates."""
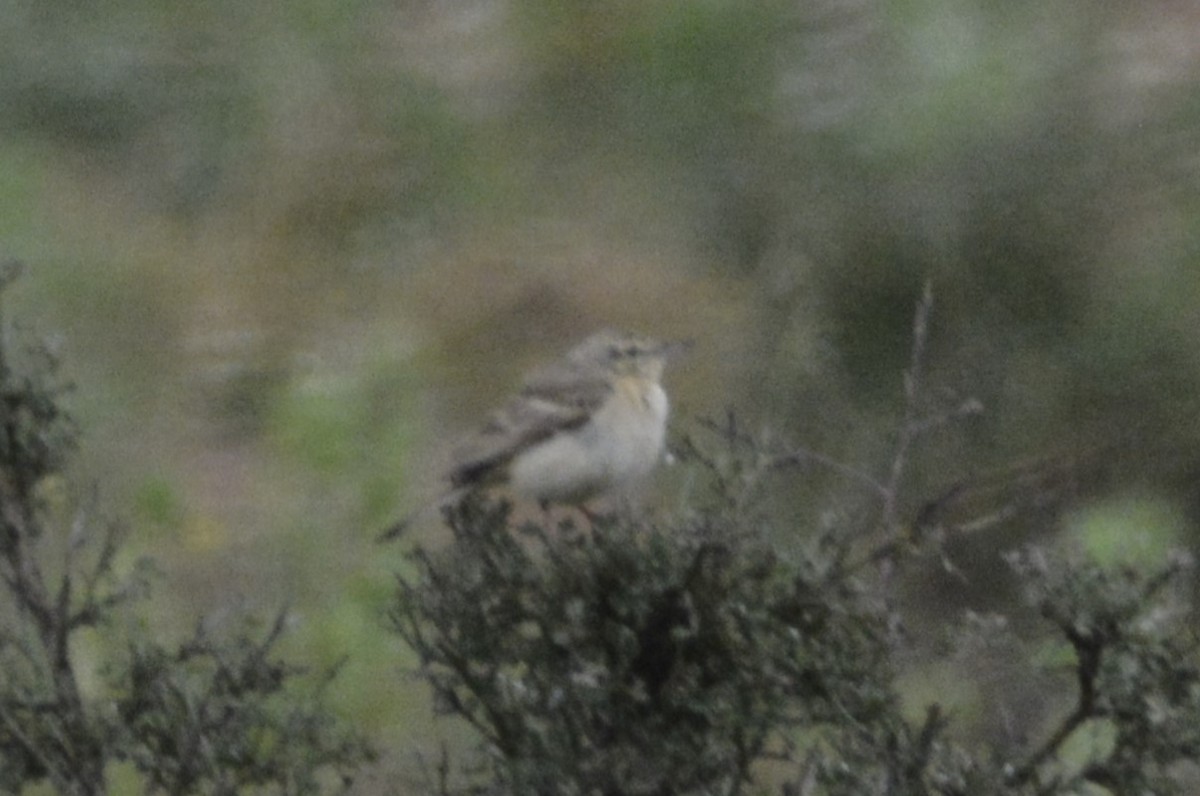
[{"left": 379, "top": 330, "right": 687, "bottom": 541}]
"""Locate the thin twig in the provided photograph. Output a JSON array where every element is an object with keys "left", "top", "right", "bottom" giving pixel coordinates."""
[
  {"left": 880, "top": 281, "right": 934, "bottom": 535},
  {"left": 0, "top": 699, "right": 68, "bottom": 790},
  {"left": 766, "top": 447, "right": 888, "bottom": 499},
  {"left": 1006, "top": 626, "right": 1103, "bottom": 787}
]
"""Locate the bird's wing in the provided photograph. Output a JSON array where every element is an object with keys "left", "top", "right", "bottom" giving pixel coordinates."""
[{"left": 447, "top": 365, "right": 611, "bottom": 488}]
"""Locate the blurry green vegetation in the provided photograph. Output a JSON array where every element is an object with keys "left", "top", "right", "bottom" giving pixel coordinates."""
[
  {"left": 1066, "top": 493, "right": 1186, "bottom": 569},
  {"left": 133, "top": 476, "right": 187, "bottom": 531},
  {"left": 0, "top": 0, "right": 1198, "bottom": 791},
  {"left": 0, "top": 276, "right": 373, "bottom": 794}
]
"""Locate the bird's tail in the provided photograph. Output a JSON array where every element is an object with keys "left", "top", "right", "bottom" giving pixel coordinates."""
[{"left": 376, "top": 486, "right": 471, "bottom": 543}]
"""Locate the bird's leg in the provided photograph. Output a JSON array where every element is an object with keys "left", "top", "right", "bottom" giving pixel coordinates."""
[
  {"left": 578, "top": 502, "right": 617, "bottom": 527},
  {"left": 536, "top": 498, "right": 555, "bottom": 530}
]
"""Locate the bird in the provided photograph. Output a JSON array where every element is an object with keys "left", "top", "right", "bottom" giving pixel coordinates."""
[{"left": 378, "top": 329, "right": 688, "bottom": 542}]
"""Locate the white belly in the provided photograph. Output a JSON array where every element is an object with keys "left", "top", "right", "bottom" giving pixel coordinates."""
[{"left": 509, "top": 382, "right": 669, "bottom": 504}]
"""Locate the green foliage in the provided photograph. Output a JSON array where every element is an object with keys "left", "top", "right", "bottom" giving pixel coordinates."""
[
  {"left": 1065, "top": 494, "right": 1185, "bottom": 569},
  {"left": 0, "top": 286, "right": 78, "bottom": 484},
  {"left": 392, "top": 486, "right": 1200, "bottom": 795},
  {"left": 1007, "top": 548, "right": 1200, "bottom": 793},
  {"left": 133, "top": 476, "right": 187, "bottom": 532},
  {"left": 265, "top": 358, "right": 429, "bottom": 533},
  {"left": 270, "top": 377, "right": 365, "bottom": 476},
  {"left": 392, "top": 496, "right": 894, "bottom": 794},
  {"left": 110, "top": 613, "right": 373, "bottom": 795}
]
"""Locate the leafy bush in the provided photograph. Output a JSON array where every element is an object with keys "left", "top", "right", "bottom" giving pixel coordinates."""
[
  {"left": 0, "top": 265, "right": 373, "bottom": 795},
  {"left": 392, "top": 496, "right": 893, "bottom": 795}
]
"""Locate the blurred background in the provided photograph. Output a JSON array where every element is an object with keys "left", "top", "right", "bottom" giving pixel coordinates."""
[{"left": 3, "top": 0, "right": 1199, "bottom": 790}]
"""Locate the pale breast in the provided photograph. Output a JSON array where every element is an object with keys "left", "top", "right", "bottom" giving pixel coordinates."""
[
  {"left": 508, "top": 378, "right": 669, "bottom": 503},
  {"left": 596, "top": 379, "right": 669, "bottom": 485}
]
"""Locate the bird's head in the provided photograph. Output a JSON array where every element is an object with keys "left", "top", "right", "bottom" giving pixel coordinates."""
[{"left": 570, "top": 329, "right": 690, "bottom": 382}]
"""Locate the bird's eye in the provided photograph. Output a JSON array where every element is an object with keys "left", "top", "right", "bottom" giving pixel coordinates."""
[{"left": 624, "top": 345, "right": 639, "bottom": 357}]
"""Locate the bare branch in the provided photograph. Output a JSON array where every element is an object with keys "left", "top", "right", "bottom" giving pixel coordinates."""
[{"left": 880, "top": 280, "right": 934, "bottom": 536}]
